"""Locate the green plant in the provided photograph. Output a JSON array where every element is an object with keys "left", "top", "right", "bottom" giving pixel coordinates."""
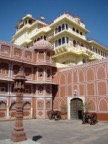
[{"left": 61, "top": 103, "right": 67, "bottom": 115}]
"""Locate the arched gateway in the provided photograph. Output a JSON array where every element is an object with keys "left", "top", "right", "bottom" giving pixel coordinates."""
[{"left": 70, "top": 98, "right": 83, "bottom": 119}]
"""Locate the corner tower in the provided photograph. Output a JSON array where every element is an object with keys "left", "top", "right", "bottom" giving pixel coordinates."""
[{"left": 33, "top": 39, "right": 55, "bottom": 118}]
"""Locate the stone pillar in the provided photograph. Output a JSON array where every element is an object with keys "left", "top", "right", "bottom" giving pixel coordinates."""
[{"left": 11, "top": 66, "right": 27, "bottom": 142}]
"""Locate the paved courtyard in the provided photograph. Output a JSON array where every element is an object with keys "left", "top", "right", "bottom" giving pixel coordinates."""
[{"left": 0, "top": 119, "right": 108, "bottom": 144}]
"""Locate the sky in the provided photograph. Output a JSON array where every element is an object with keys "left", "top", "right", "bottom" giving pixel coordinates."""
[{"left": 0, "top": 0, "right": 108, "bottom": 47}]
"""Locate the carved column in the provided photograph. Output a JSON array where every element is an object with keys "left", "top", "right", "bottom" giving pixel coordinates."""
[{"left": 11, "top": 66, "right": 27, "bottom": 142}]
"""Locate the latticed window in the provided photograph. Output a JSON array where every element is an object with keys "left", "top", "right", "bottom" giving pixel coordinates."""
[
  {"left": 23, "top": 102, "right": 31, "bottom": 108},
  {"left": 0, "top": 101, "right": 6, "bottom": 109},
  {"left": 37, "top": 101, "right": 43, "bottom": 109},
  {"left": 46, "top": 101, "right": 50, "bottom": 109},
  {"left": 0, "top": 62, "right": 9, "bottom": 75}
]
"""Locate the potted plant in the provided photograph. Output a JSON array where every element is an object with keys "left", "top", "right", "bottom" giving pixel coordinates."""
[{"left": 60, "top": 103, "right": 67, "bottom": 120}]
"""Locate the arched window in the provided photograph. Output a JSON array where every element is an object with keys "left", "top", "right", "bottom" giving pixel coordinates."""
[
  {"left": 76, "top": 30, "right": 79, "bottom": 33},
  {"left": 38, "top": 68, "right": 43, "bottom": 77},
  {"left": 62, "top": 24, "right": 65, "bottom": 30},
  {"left": 62, "top": 37, "right": 65, "bottom": 44},
  {"left": 28, "top": 19, "right": 32, "bottom": 24},
  {"left": 66, "top": 24, "right": 68, "bottom": 29},
  {"left": 80, "top": 32, "right": 83, "bottom": 35},
  {"left": 58, "top": 26, "right": 61, "bottom": 32},
  {"left": 73, "top": 40, "right": 76, "bottom": 47},
  {"left": 23, "top": 102, "right": 31, "bottom": 109},
  {"left": 44, "top": 36, "right": 46, "bottom": 40},
  {"left": 58, "top": 39, "right": 61, "bottom": 45},
  {"left": 73, "top": 27, "right": 75, "bottom": 31},
  {"left": 37, "top": 38, "right": 40, "bottom": 41}
]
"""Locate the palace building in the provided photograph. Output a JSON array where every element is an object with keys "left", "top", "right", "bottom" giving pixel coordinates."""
[
  {"left": 0, "top": 13, "right": 108, "bottom": 121},
  {"left": 11, "top": 13, "right": 108, "bottom": 66}
]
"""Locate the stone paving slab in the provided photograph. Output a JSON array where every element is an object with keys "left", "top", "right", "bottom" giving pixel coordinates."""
[
  {"left": 0, "top": 139, "right": 40, "bottom": 144},
  {"left": 0, "top": 119, "right": 108, "bottom": 144}
]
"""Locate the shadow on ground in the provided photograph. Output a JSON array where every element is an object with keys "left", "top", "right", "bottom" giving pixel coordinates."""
[{"left": 32, "top": 135, "right": 42, "bottom": 141}]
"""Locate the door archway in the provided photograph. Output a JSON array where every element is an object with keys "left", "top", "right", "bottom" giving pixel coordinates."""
[{"left": 70, "top": 98, "right": 83, "bottom": 119}]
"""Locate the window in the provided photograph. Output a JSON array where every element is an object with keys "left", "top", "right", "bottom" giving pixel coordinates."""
[
  {"left": 66, "top": 24, "right": 68, "bottom": 29},
  {"left": 76, "top": 30, "right": 79, "bottom": 33},
  {"left": 73, "top": 40, "right": 76, "bottom": 47},
  {"left": 37, "top": 38, "right": 40, "bottom": 41},
  {"left": 38, "top": 101, "right": 43, "bottom": 109},
  {"left": 55, "top": 28, "right": 58, "bottom": 34},
  {"left": 62, "top": 24, "right": 65, "bottom": 30},
  {"left": 46, "top": 52, "right": 50, "bottom": 60},
  {"left": 46, "top": 86, "right": 50, "bottom": 94},
  {"left": 0, "top": 101, "right": 6, "bottom": 109},
  {"left": 25, "top": 89, "right": 29, "bottom": 93},
  {"left": 46, "top": 101, "right": 50, "bottom": 109},
  {"left": 80, "top": 32, "right": 83, "bottom": 35},
  {"left": 38, "top": 86, "right": 43, "bottom": 94},
  {"left": 62, "top": 37, "right": 65, "bottom": 44},
  {"left": 73, "top": 27, "right": 75, "bottom": 31},
  {"left": 28, "top": 20, "right": 32, "bottom": 24},
  {"left": 44, "top": 36, "right": 46, "bottom": 40},
  {"left": 0, "top": 87, "right": 6, "bottom": 92},
  {"left": 58, "top": 26, "right": 61, "bottom": 32},
  {"left": 24, "top": 67, "right": 31, "bottom": 77},
  {"left": 82, "top": 59, "right": 86, "bottom": 63},
  {"left": 58, "top": 39, "right": 61, "bottom": 45},
  {"left": 47, "top": 69, "right": 50, "bottom": 78},
  {"left": 13, "top": 65, "right": 20, "bottom": 75},
  {"left": 81, "top": 43, "right": 84, "bottom": 47},
  {"left": 38, "top": 68, "right": 43, "bottom": 77},
  {"left": 66, "top": 37, "right": 69, "bottom": 43},
  {"left": 0, "top": 62, "right": 9, "bottom": 75}
]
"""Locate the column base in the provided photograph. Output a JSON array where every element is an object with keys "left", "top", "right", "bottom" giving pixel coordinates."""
[{"left": 11, "top": 130, "right": 27, "bottom": 142}]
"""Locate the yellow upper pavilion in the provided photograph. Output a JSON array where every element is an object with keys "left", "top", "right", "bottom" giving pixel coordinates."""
[{"left": 11, "top": 13, "right": 108, "bottom": 66}]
